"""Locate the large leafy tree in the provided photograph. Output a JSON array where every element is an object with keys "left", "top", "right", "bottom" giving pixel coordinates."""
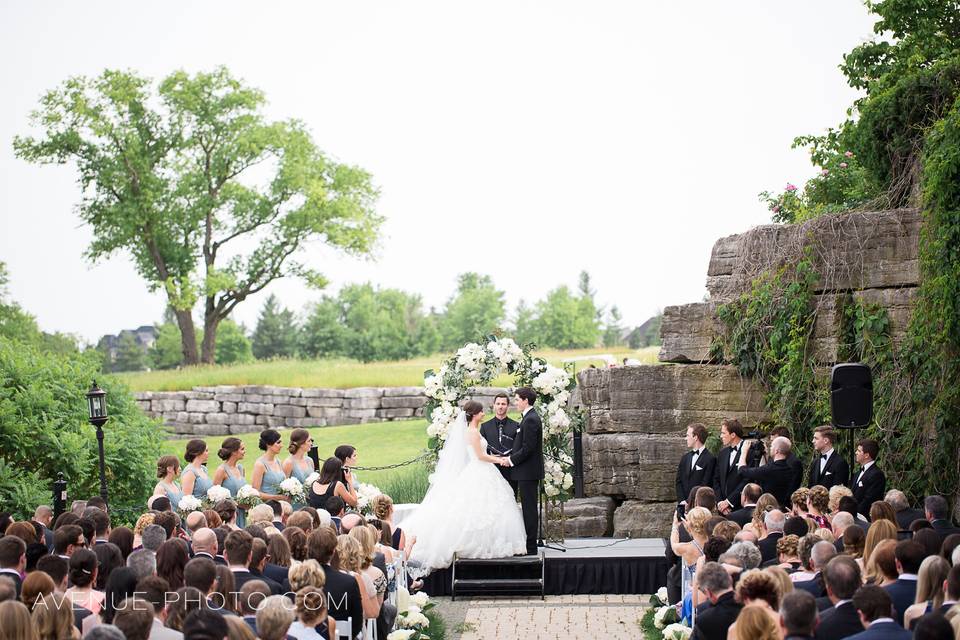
[
  {"left": 439, "top": 273, "right": 506, "bottom": 349},
  {"left": 252, "top": 294, "right": 299, "bottom": 360},
  {"left": 15, "top": 67, "right": 382, "bottom": 365}
]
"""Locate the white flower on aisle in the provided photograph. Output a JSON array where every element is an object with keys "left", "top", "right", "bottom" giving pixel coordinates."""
[
  {"left": 386, "top": 631, "right": 416, "bottom": 640},
  {"left": 662, "top": 622, "right": 692, "bottom": 640},
  {"left": 278, "top": 477, "right": 305, "bottom": 503},
  {"left": 653, "top": 604, "right": 677, "bottom": 629},
  {"left": 656, "top": 587, "right": 669, "bottom": 604}
]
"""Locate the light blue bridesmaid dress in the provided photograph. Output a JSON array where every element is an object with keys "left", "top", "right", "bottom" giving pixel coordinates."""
[
  {"left": 163, "top": 482, "right": 183, "bottom": 509},
  {"left": 288, "top": 456, "right": 315, "bottom": 510},
  {"left": 258, "top": 457, "right": 287, "bottom": 497},
  {"left": 182, "top": 464, "right": 213, "bottom": 499},
  {"left": 220, "top": 463, "right": 248, "bottom": 527}
]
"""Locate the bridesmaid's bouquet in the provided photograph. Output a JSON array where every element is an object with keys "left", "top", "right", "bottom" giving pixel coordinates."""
[
  {"left": 235, "top": 485, "right": 261, "bottom": 509},
  {"left": 304, "top": 472, "right": 319, "bottom": 488},
  {"left": 355, "top": 482, "right": 383, "bottom": 515},
  {"left": 177, "top": 495, "right": 203, "bottom": 519},
  {"left": 278, "top": 478, "right": 306, "bottom": 503},
  {"left": 205, "top": 485, "right": 231, "bottom": 509}
]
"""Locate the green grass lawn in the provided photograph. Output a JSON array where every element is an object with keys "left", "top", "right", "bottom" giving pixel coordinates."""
[
  {"left": 161, "top": 419, "right": 431, "bottom": 490},
  {"left": 121, "top": 346, "right": 660, "bottom": 391}
]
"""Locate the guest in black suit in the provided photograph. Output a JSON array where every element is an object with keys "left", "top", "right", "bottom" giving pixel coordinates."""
[
  {"left": 504, "top": 387, "right": 544, "bottom": 556},
  {"left": 676, "top": 423, "right": 717, "bottom": 505},
  {"left": 0, "top": 536, "right": 25, "bottom": 598},
  {"left": 737, "top": 437, "right": 794, "bottom": 508},
  {"left": 757, "top": 510, "right": 785, "bottom": 565},
  {"left": 727, "top": 484, "right": 761, "bottom": 528},
  {"left": 851, "top": 439, "right": 886, "bottom": 519},
  {"left": 794, "top": 540, "right": 837, "bottom": 598},
  {"left": 883, "top": 540, "right": 925, "bottom": 626},
  {"left": 307, "top": 526, "right": 363, "bottom": 639},
  {"left": 924, "top": 495, "right": 960, "bottom": 543},
  {"left": 248, "top": 538, "right": 283, "bottom": 595},
  {"left": 32, "top": 506, "right": 55, "bottom": 553},
  {"left": 691, "top": 562, "right": 742, "bottom": 640},
  {"left": 183, "top": 556, "right": 221, "bottom": 610},
  {"left": 883, "top": 491, "right": 924, "bottom": 532},
  {"left": 222, "top": 530, "right": 260, "bottom": 591},
  {"left": 815, "top": 555, "right": 864, "bottom": 640},
  {"left": 780, "top": 590, "right": 819, "bottom": 640},
  {"left": 850, "top": 585, "right": 912, "bottom": 640},
  {"left": 769, "top": 426, "right": 804, "bottom": 494},
  {"left": 808, "top": 426, "right": 850, "bottom": 490},
  {"left": 713, "top": 419, "right": 757, "bottom": 515},
  {"left": 940, "top": 565, "right": 959, "bottom": 615},
  {"left": 481, "top": 393, "right": 519, "bottom": 497}
]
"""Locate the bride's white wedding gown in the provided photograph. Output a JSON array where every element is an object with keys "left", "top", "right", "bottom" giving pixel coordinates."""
[{"left": 402, "top": 414, "right": 527, "bottom": 573}]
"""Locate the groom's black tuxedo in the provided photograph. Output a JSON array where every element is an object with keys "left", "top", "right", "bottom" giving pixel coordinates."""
[
  {"left": 510, "top": 407, "right": 544, "bottom": 555},
  {"left": 481, "top": 415, "right": 519, "bottom": 495}
]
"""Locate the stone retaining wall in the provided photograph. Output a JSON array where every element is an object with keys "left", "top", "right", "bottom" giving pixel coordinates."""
[{"left": 136, "top": 385, "right": 510, "bottom": 437}]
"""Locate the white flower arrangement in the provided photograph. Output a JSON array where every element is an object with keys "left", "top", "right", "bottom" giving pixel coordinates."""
[
  {"left": 653, "top": 604, "right": 678, "bottom": 629},
  {"left": 386, "top": 631, "right": 416, "bottom": 640},
  {"left": 656, "top": 587, "right": 669, "bottom": 605},
  {"left": 455, "top": 342, "right": 487, "bottom": 376},
  {"left": 235, "top": 485, "right": 261, "bottom": 509},
  {"left": 662, "top": 622, "right": 692, "bottom": 640},
  {"left": 177, "top": 495, "right": 202, "bottom": 517},
  {"left": 355, "top": 483, "right": 382, "bottom": 515},
  {"left": 206, "top": 485, "right": 231, "bottom": 503},
  {"left": 532, "top": 364, "right": 570, "bottom": 397},
  {"left": 304, "top": 472, "right": 319, "bottom": 487},
  {"left": 396, "top": 604, "right": 430, "bottom": 629},
  {"left": 409, "top": 591, "right": 430, "bottom": 608},
  {"left": 278, "top": 477, "right": 306, "bottom": 503}
]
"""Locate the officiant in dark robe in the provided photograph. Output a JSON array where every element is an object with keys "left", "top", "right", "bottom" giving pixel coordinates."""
[{"left": 480, "top": 393, "right": 519, "bottom": 498}]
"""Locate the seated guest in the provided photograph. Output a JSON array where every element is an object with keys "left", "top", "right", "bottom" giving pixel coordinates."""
[
  {"left": 914, "top": 528, "right": 943, "bottom": 559},
  {"left": 691, "top": 562, "right": 742, "bottom": 640},
  {"left": 866, "top": 540, "right": 899, "bottom": 588},
  {"left": 832, "top": 512, "right": 856, "bottom": 554},
  {"left": 851, "top": 585, "right": 911, "bottom": 640},
  {"left": 190, "top": 528, "right": 218, "bottom": 562},
  {"left": 291, "top": 586, "right": 335, "bottom": 640},
  {"left": 0, "top": 536, "right": 25, "bottom": 598},
  {"left": 184, "top": 511, "right": 207, "bottom": 534},
  {"left": 794, "top": 540, "right": 837, "bottom": 597},
  {"left": 941, "top": 534, "right": 960, "bottom": 563},
  {"left": 286, "top": 511, "right": 314, "bottom": 535},
  {"left": 829, "top": 485, "right": 854, "bottom": 517},
  {"left": 222, "top": 530, "right": 256, "bottom": 592},
  {"left": 870, "top": 502, "right": 897, "bottom": 527},
  {"left": 924, "top": 496, "right": 960, "bottom": 543},
  {"left": 306, "top": 526, "right": 362, "bottom": 639},
  {"left": 779, "top": 590, "right": 819, "bottom": 640},
  {"left": 838, "top": 497, "right": 869, "bottom": 532},
  {"left": 112, "top": 596, "right": 155, "bottom": 640},
  {"left": 807, "top": 486, "right": 832, "bottom": 531},
  {"left": 712, "top": 521, "right": 741, "bottom": 544},
  {"left": 851, "top": 439, "right": 886, "bottom": 520},
  {"left": 903, "top": 556, "right": 950, "bottom": 630},
  {"left": 785, "top": 516, "right": 811, "bottom": 538},
  {"left": 791, "top": 488, "right": 811, "bottom": 519},
  {"left": 134, "top": 575, "right": 181, "bottom": 640},
  {"left": 238, "top": 579, "right": 271, "bottom": 637},
  {"left": 728, "top": 484, "right": 762, "bottom": 528},
  {"left": 748, "top": 495, "right": 780, "bottom": 538},
  {"left": 326, "top": 497, "right": 345, "bottom": 533},
  {"left": 842, "top": 526, "right": 866, "bottom": 567},
  {"left": 815, "top": 556, "right": 863, "bottom": 640},
  {"left": 912, "top": 614, "right": 954, "bottom": 640},
  {"left": 737, "top": 437, "right": 794, "bottom": 509},
  {"left": 939, "top": 565, "right": 959, "bottom": 615},
  {"left": 884, "top": 540, "right": 925, "bottom": 625},
  {"left": 728, "top": 568, "right": 782, "bottom": 639},
  {"left": 256, "top": 595, "right": 295, "bottom": 640},
  {"left": 719, "top": 541, "right": 762, "bottom": 578},
  {"left": 775, "top": 534, "right": 802, "bottom": 573},
  {"left": 757, "top": 510, "right": 786, "bottom": 565},
  {"left": 64, "top": 548, "right": 104, "bottom": 614},
  {"left": 183, "top": 556, "right": 221, "bottom": 610},
  {"left": 884, "top": 490, "right": 924, "bottom": 533},
  {"left": 248, "top": 538, "right": 283, "bottom": 595},
  {"left": 733, "top": 603, "right": 780, "bottom": 640}
]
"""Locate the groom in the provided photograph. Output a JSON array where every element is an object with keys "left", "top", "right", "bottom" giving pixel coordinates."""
[{"left": 500, "top": 386, "right": 543, "bottom": 555}]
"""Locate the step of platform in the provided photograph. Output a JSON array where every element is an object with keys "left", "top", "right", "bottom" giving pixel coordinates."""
[{"left": 451, "top": 553, "right": 545, "bottom": 600}]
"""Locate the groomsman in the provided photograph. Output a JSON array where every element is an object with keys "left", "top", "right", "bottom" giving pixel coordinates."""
[
  {"left": 675, "top": 423, "right": 716, "bottom": 504},
  {"left": 481, "top": 393, "right": 519, "bottom": 497},
  {"left": 713, "top": 419, "right": 757, "bottom": 514},
  {"left": 808, "top": 426, "right": 849, "bottom": 489},
  {"left": 851, "top": 438, "right": 886, "bottom": 518}
]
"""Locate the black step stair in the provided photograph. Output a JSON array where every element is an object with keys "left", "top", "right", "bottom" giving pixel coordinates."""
[{"left": 451, "top": 553, "right": 544, "bottom": 600}]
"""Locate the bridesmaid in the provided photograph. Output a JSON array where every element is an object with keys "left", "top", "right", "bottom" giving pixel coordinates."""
[
  {"left": 283, "top": 429, "right": 315, "bottom": 508},
  {"left": 252, "top": 429, "right": 289, "bottom": 502},
  {"left": 181, "top": 439, "right": 213, "bottom": 499},
  {"left": 334, "top": 445, "right": 359, "bottom": 491},
  {"left": 213, "top": 437, "right": 249, "bottom": 527},
  {"left": 153, "top": 455, "right": 183, "bottom": 508}
]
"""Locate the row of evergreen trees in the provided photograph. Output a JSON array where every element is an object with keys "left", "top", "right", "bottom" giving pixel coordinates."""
[{"left": 116, "top": 271, "right": 660, "bottom": 371}]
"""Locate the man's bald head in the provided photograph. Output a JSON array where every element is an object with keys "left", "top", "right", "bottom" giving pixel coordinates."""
[
  {"left": 185, "top": 511, "right": 208, "bottom": 532},
  {"left": 341, "top": 513, "right": 363, "bottom": 532},
  {"left": 771, "top": 436, "right": 791, "bottom": 457},
  {"left": 191, "top": 528, "right": 217, "bottom": 556}
]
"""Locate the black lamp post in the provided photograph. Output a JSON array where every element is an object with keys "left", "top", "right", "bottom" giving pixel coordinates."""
[{"left": 86, "top": 381, "right": 109, "bottom": 507}]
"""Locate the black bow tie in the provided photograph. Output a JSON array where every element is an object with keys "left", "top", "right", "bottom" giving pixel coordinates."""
[
  {"left": 692, "top": 449, "right": 702, "bottom": 456},
  {"left": 820, "top": 454, "right": 828, "bottom": 459}
]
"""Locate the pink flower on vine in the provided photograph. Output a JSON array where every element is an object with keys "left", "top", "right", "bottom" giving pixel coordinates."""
[
  {"left": 785, "top": 183, "right": 797, "bottom": 192},
  {"left": 821, "top": 169, "right": 829, "bottom": 176},
  {"left": 840, "top": 162, "right": 848, "bottom": 168},
  {"left": 844, "top": 151, "right": 854, "bottom": 158},
  {"left": 772, "top": 205, "right": 781, "bottom": 213}
]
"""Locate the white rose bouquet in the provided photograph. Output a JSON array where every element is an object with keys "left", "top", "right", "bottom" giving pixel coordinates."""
[
  {"left": 662, "top": 623, "right": 692, "bottom": 640},
  {"left": 235, "top": 485, "right": 261, "bottom": 509},
  {"left": 177, "top": 495, "right": 202, "bottom": 519},
  {"left": 205, "top": 485, "right": 231, "bottom": 508},
  {"left": 278, "top": 477, "right": 305, "bottom": 503},
  {"left": 355, "top": 483, "right": 382, "bottom": 515},
  {"left": 304, "top": 472, "right": 320, "bottom": 488},
  {"left": 653, "top": 604, "right": 679, "bottom": 629}
]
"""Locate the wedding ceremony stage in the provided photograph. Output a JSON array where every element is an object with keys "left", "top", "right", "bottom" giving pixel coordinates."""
[{"left": 421, "top": 537, "right": 670, "bottom": 597}]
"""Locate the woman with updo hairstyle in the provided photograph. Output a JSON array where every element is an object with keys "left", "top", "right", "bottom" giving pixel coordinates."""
[
  {"left": 869, "top": 500, "right": 897, "bottom": 525},
  {"left": 213, "top": 499, "right": 239, "bottom": 530},
  {"left": 290, "top": 586, "right": 335, "bottom": 640},
  {"left": 288, "top": 558, "right": 326, "bottom": 592},
  {"left": 153, "top": 455, "right": 183, "bottom": 508},
  {"left": 806, "top": 485, "right": 831, "bottom": 529},
  {"left": 283, "top": 526, "right": 308, "bottom": 563},
  {"left": 213, "top": 436, "right": 249, "bottom": 527},
  {"left": 283, "top": 429, "right": 316, "bottom": 493},
  {"left": 132, "top": 513, "right": 155, "bottom": 549},
  {"left": 828, "top": 485, "right": 853, "bottom": 514},
  {"left": 307, "top": 456, "right": 358, "bottom": 515},
  {"left": 776, "top": 534, "right": 801, "bottom": 571},
  {"left": 252, "top": 429, "right": 288, "bottom": 502},
  {"left": 203, "top": 509, "right": 223, "bottom": 529},
  {"left": 733, "top": 602, "right": 780, "bottom": 640},
  {"left": 728, "top": 569, "right": 782, "bottom": 640},
  {"left": 366, "top": 518, "right": 395, "bottom": 563},
  {"left": 181, "top": 438, "right": 213, "bottom": 499},
  {"left": 372, "top": 494, "right": 409, "bottom": 555},
  {"left": 670, "top": 506, "right": 710, "bottom": 572},
  {"left": 20, "top": 570, "right": 55, "bottom": 611},
  {"left": 64, "top": 548, "right": 103, "bottom": 615},
  {"left": 749, "top": 494, "right": 780, "bottom": 536},
  {"left": 791, "top": 488, "right": 810, "bottom": 518}
]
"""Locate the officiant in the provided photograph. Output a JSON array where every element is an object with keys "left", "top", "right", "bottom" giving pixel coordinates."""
[{"left": 481, "top": 393, "right": 519, "bottom": 497}]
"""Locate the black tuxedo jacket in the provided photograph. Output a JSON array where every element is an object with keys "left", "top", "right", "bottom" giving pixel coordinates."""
[
  {"left": 0, "top": 570, "right": 21, "bottom": 598},
  {"left": 808, "top": 451, "right": 850, "bottom": 489},
  {"left": 691, "top": 591, "right": 742, "bottom": 640},
  {"left": 814, "top": 601, "right": 863, "bottom": 640},
  {"left": 785, "top": 452, "right": 804, "bottom": 495},
  {"left": 321, "top": 564, "right": 363, "bottom": 639},
  {"left": 851, "top": 464, "right": 886, "bottom": 518},
  {"left": 249, "top": 568, "right": 284, "bottom": 595},
  {"left": 739, "top": 459, "right": 793, "bottom": 508},
  {"left": 757, "top": 532, "right": 783, "bottom": 565},
  {"left": 894, "top": 508, "right": 925, "bottom": 532},
  {"left": 675, "top": 448, "right": 717, "bottom": 503},
  {"left": 931, "top": 518, "right": 960, "bottom": 543},
  {"left": 509, "top": 409, "right": 543, "bottom": 481},
  {"left": 713, "top": 443, "right": 753, "bottom": 509},
  {"left": 883, "top": 578, "right": 917, "bottom": 626},
  {"left": 727, "top": 504, "right": 757, "bottom": 528},
  {"left": 481, "top": 416, "right": 519, "bottom": 483}
]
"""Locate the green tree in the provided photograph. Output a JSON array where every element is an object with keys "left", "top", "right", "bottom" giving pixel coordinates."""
[
  {"left": 534, "top": 285, "right": 599, "bottom": 349},
  {"left": 513, "top": 299, "right": 539, "bottom": 345},
  {"left": 113, "top": 332, "right": 147, "bottom": 372},
  {"left": 211, "top": 320, "right": 253, "bottom": 365},
  {"left": 15, "top": 67, "right": 382, "bottom": 366},
  {"left": 0, "top": 261, "right": 41, "bottom": 345},
  {"left": 439, "top": 273, "right": 506, "bottom": 349},
  {"left": 252, "top": 294, "right": 299, "bottom": 360},
  {"left": 338, "top": 284, "right": 436, "bottom": 362},
  {"left": 299, "top": 297, "right": 345, "bottom": 359},
  {"left": 602, "top": 305, "right": 624, "bottom": 347},
  {"left": 149, "top": 322, "right": 185, "bottom": 370}
]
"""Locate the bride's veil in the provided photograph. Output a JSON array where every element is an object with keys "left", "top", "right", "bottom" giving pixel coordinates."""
[{"left": 428, "top": 409, "right": 470, "bottom": 490}]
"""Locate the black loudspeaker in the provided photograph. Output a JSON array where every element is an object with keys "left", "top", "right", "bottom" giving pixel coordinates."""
[{"left": 831, "top": 363, "right": 873, "bottom": 429}]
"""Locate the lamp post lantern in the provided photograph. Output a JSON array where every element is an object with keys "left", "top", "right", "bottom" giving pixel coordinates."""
[{"left": 86, "top": 381, "right": 109, "bottom": 507}]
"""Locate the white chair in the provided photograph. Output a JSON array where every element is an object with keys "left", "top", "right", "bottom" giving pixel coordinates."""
[
  {"left": 333, "top": 617, "right": 352, "bottom": 639},
  {"left": 364, "top": 618, "right": 378, "bottom": 640}
]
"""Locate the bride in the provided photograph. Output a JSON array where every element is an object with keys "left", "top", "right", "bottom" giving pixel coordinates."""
[{"left": 402, "top": 400, "right": 527, "bottom": 573}]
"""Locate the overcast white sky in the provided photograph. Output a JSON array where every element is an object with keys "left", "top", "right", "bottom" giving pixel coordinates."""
[{"left": 0, "top": 1, "right": 877, "bottom": 343}]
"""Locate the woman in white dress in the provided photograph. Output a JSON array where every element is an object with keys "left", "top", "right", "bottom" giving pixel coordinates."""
[{"left": 402, "top": 400, "right": 527, "bottom": 574}]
